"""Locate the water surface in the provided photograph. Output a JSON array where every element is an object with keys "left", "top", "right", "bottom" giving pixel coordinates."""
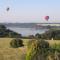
[{"left": 7, "top": 27, "right": 48, "bottom": 36}]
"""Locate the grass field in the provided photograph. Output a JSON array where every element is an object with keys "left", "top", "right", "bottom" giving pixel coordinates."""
[
  {"left": 0, "top": 38, "right": 29, "bottom": 48},
  {"left": 0, "top": 38, "right": 60, "bottom": 60},
  {"left": 0, "top": 38, "right": 29, "bottom": 60},
  {"left": 0, "top": 48, "right": 23, "bottom": 60},
  {"left": 46, "top": 40, "right": 60, "bottom": 46}
]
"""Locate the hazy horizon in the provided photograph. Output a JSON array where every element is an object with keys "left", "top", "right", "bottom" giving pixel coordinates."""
[{"left": 0, "top": 0, "right": 60, "bottom": 23}]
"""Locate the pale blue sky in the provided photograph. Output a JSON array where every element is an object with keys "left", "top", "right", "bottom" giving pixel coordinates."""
[{"left": 0, "top": 0, "right": 60, "bottom": 23}]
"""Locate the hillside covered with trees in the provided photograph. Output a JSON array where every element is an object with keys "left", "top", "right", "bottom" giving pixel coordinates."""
[{"left": 0, "top": 25, "right": 22, "bottom": 38}]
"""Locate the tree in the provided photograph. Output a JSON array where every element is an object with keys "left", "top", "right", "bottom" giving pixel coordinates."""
[
  {"left": 0, "top": 25, "right": 6, "bottom": 37},
  {"left": 0, "top": 25, "right": 6, "bottom": 30}
]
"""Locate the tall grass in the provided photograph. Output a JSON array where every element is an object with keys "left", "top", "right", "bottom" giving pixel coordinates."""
[{"left": 0, "top": 38, "right": 28, "bottom": 60}]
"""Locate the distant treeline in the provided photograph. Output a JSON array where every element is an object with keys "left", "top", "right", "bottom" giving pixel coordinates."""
[
  {"left": 35, "top": 29, "right": 60, "bottom": 40},
  {"left": 0, "top": 25, "right": 22, "bottom": 38},
  {"left": 1, "top": 23, "right": 60, "bottom": 28},
  {"left": 0, "top": 24, "right": 60, "bottom": 39}
]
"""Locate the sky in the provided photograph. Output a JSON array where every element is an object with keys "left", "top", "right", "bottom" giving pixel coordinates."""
[{"left": 0, "top": 0, "right": 60, "bottom": 23}]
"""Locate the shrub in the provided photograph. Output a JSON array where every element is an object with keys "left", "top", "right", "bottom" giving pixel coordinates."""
[
  {"left": 10, "top": 38, "right": 24, "bottom": 48},
  {"left": 26, "top": 39, "right": 60, "bottom": 60},
  {"left": 35, "top": 33, "right": 41, "bottom": 39},
  {"left": 28, "top": 35, "right": 35, "bottom": 39},
  {"left": 26, "top": 39, "right": 50, "bottom": 60}
]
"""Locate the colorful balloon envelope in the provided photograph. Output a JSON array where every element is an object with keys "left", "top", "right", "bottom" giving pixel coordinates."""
[{"left": 45, "top": 16, "right": 49, "bottom": 21}]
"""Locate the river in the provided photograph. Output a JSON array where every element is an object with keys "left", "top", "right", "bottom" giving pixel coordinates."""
[{"left": 7, "top": 27, "right": 48, "bottom": 36}]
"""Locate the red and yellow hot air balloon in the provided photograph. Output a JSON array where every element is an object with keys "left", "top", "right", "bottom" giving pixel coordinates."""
[{"left": 44, "top": 16, "right": 49, "bottom": 21}]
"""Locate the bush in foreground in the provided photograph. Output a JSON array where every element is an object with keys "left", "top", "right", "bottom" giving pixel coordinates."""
[
  {"left": 26, "top": 39, "right": 50, "bottom": 60},
  {"left": 10, "top": 38, "right": 24, "bottom": 48},
  {"left": 26, "top": 39, "right": 60, "bottom": 60}
]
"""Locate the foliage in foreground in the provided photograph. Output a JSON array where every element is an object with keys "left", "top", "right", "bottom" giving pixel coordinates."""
[
  {"left": 26, "top": 39, "right": 60, "bottom": 60},
  {"left": 26, "top": 39, "right": 50, "bottom": 60}
]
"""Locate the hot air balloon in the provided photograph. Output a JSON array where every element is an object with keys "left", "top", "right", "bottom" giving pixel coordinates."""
[
  {"left": 45, "top": 16, "right": 49, "bottom": 21},
  {"left": 6, "top": 7, "right": 10, "bottom": 11}
]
